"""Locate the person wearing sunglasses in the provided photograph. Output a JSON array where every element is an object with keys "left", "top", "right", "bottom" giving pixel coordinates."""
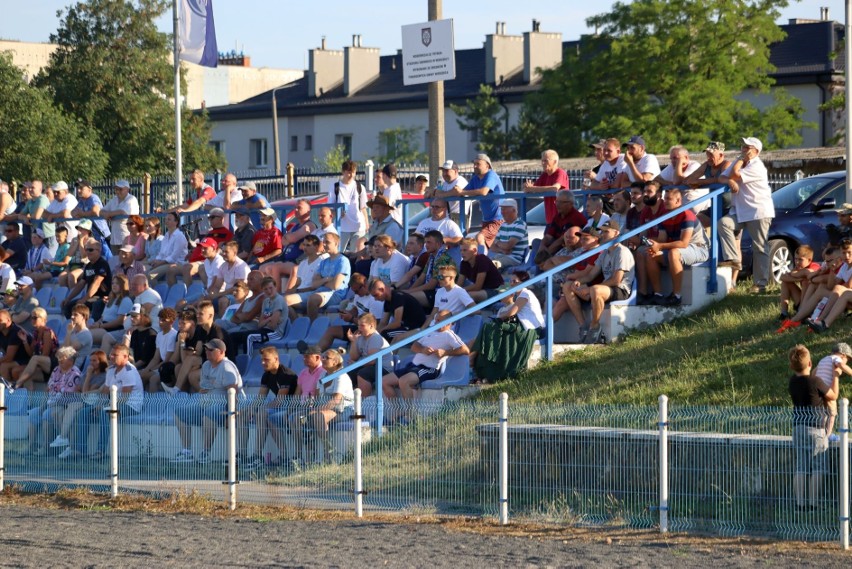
[{"left": 62, "top": 238, "right": 111, "bottom": 321}]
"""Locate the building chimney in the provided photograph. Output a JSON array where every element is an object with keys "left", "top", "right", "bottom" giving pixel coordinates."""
[
  {"left": 485, "top": 27, "right": 523, "bottom": 85},
  {"left": 321, "top": 36, "right": 327, "bottom": 50},
  {"left": 821, "top": 7, "right": 830, "bottom": 21},
  {"left": 524, "top": 25, "right": 562, "bottom": 84},
  {"left": 308, "top": 42, "right": 344, "bottom": 98},
  {"left": 344, "top": 38, "right": 380, "bottom": 96}
]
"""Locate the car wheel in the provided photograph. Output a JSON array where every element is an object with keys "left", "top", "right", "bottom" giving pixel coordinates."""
[{"left": 769, "top": 239, "right": 792, "bottom": 284}]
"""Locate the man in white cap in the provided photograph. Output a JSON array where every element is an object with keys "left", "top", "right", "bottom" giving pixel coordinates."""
[
  {"left": 235, "top": 181, "right": 271, "bottom": 230},
  {"left": 719, "top": 136, "right": 775, "bottom": 293},
  {"left": 488, "top": 199, "right": 528, "bottom": 270},
  {"left": 42, "top": 181, "right": 78, "bottom": 253},
  {"left": 10, "top": 276, "right": 38, "bottom": 333},
  {"left": 427, "top": 159, "right": 469, "bottom": 224},
  {"left": 249, "top": 207, "right": 283, "bottom": 268},
  {"left": 101, "top": 179, "right": 140, "bottom": 253},
  {"left": 446, "top": 153, "right": 504, "bottom": 248},
  {"left": 115, "top": 244, "right": 146, "bottom": 281}
]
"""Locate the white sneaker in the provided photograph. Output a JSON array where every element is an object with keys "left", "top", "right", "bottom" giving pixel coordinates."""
[
  {"left": 49, "top": 436, "right": 70, "bottom": 448},
  {"left": 170, "top": 449, "right": 194, "bottom": 463},
  {"left": 57, "top": 448, "right": 78, "bottom": 460},
  {"left": 162, "top": 383, "right": 178, "bottom": 396}
]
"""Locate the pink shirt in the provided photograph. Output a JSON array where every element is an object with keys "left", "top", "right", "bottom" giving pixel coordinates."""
[{"left": 297, "top": 365, "right": 325, "bottom": 401}]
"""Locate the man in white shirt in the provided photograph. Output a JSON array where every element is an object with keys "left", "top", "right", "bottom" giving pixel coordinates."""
[
  {"left": 100, "top": 180, "right": 140, "bottom": 252},
  {"left": 620, "top": 135, "right": 660, "bottom": 185},
  {"left": 428, "top": 160, "right": 469, "bottom": 224},
  {"left": 207, "top": 172, "right": 242, "bottom": 210},
  {"left": 42, "top": 182, "right": 78, "bottom": 256},
  {"left": 329, "top": 160, "right": 368, "bottom": 253},
  {"left": 88, "top": 344, "right": 144, "bottom": 457},
  {"left": 719, "top": 137, "right": 776, "bottom": 292},
  {"left": 590, "top": 139, "right": 627, "bottom": 190},
  {"left": 381, "top": 310, "right": 469, "bottom": 401},
  {"left": 380, "top": 163, "right": 404, "bottom": 225},
  {"left": 414, "top": 197, "right": 463, "bottom": 266},
  {"left": 656, "top": 146, "right": 705, "bottom": 213},
  {"left": 210, "top": 240, "right": 250, "bottom": 315},
  {"left": 130, "top": 275, "right": 164, "bottom": 332},
  {"left": 313, "top": 207, "right": 338, "bottom": 240}
]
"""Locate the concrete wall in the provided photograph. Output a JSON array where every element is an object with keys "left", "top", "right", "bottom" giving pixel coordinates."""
[{"left": 739, "top": 84, "right": 827, "bottom": 148}]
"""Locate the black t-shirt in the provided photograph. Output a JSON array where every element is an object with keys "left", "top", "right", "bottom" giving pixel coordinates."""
[
  {"left": 385, "top": 290, "right": 426, "bottom": 329},
  {"left": 129, "top": 327, "right": 158, "bottom": 367},
  {"left": 0, "top": 323, "right": 28, "bottom": 364},
  {"left": 189, "top": 323, "right": 232, "bottom": 361},
  {"left": 261, "top": 364, "right": 298, "bottom": 395},
  {"left": 234, "top": 225, "right": 256, "bottom": 257},
  {"left": 788, "top": 373, "right": 828, "bottom": 427},
  {"left": 461, "top": 254, "right": 504, "bottom": 290},
  {"left": 83, "top": 256, "right": 112, "bottom": 297},
  {"left": 3, "top": 237, "right": 27, "bottom": 271}
]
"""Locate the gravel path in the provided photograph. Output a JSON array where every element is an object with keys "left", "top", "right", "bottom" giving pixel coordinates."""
[{"left": 0, "top": 504, "right": 846, "bottom": 567}]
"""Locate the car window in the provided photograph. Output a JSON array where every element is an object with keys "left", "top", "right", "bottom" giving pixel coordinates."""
[
  {"left": 772, "top": 177, "right": 837, "bottom": 209},
  {"left": 825, "top": 183, "right": 848, "bottom": 208}
]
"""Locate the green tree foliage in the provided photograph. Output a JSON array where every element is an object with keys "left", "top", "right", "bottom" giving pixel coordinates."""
[
  {"left": 312, "top": 144, "right": 349, "bottom": 173},
  {"left": 0, "top": 53, "right": 108, "bottom": 182},
  {"left": 374, "top": 126, "right": 427, "bottom": 165},
  {"left": 450, "top": 85, "right": 511, "bottom": 159},
  {"left": 34, "top": 0, "right": 223, "bottom": 177},
  {"left": 528, "top": 0, "right": 809, "bottom": 156}
]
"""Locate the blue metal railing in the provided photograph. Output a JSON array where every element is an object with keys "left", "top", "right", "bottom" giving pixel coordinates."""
[{"left": 321, "top": 185, "right": 729, "bottom": 432}]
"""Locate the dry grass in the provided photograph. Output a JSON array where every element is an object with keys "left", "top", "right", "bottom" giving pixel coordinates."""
[{"left": 0, "top": 485, "right": 847, "bottom": 558}]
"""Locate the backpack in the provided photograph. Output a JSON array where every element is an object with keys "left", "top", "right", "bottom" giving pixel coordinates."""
[{"left": 333, "top": 181, "right": 367, "bottom": 204}]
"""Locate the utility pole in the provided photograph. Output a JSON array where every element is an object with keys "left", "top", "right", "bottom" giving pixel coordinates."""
[{"left": 428, "top": 0, "right": 445, "bottom": 182}]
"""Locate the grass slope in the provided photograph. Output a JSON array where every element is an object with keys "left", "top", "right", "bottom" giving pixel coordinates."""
[{"left": 484, "top": 284, "right": 849, "bottom": 406}]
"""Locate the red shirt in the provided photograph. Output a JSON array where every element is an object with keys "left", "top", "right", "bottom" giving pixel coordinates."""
[
  {"left": 545, "top": 209, "right": 588, "bottom": 241},
  {"left": 185, "top": 185, "right": 216, "bottom": 206},
  {"left": 188, "top": 226, "right": 234, "bottom": 262},
  {"left": 535, "top": 169, "right": 570, "bottom": 223},
  {"left": 638, "top": 204, "right": 668, "bottom": 239},
  {"left": 251, "top": 227, "right": 283, "bottom": 259}
]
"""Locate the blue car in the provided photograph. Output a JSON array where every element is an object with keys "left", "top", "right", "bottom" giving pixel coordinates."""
[{"left": 740, "top": 171, "right": 846, "bottom": 283}]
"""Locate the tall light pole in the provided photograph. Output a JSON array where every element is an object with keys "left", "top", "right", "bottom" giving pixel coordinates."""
[
  {"left": 428, "top": 0, "right": 445, "bottom": 181},
  {"left": 271, "top": 86, "right": 284, "bottom": 175}
]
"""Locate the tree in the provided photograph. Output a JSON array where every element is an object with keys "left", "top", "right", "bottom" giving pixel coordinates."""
[
  {"left": 34, "top": 0, "right": 223, "bottom": 177},
  {"left": 312, "top": 144, "right": 349, "bottom": 173},
  {"left": 526, "top": 0, "right": 809, "bottom": 156},
  {"left": 450, "top": 85, "right": 510, "bottom": 160},
  {"left": 0, "top": 53, "right": 108, "bottom": 183},
  {"left": 374, "top": 126, "right": 427, "bottom": 165}
]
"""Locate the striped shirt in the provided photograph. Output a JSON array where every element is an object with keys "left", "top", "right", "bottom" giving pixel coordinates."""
[{"left": 493, "top": 219, "right": 528, "bottom": 262}]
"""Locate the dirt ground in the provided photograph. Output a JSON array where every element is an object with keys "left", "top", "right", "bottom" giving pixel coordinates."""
[{"left": 0, "top": 492, "right": 849, "bottom": 568}]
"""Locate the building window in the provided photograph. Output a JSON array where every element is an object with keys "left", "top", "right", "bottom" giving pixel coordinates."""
[
  {"left": 469, "top": 129, "right": 479, "bottom": 143},
  {"left": 210, "top": 140, "right": 226, "bottom": 156},
  {"left": 249, "top": 139, "right": 268, "bottom": 168},
  {"left": 289, "top": 135, "right": 298, "bottom": 152},
  {"left": 305, "top": 135, "right": 313, "bottom": 151},
  {"left": 335, "top": 134, "right": 353, "bottom": 159}
]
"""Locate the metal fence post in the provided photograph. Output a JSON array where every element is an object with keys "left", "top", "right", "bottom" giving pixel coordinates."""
[
  {"left": 354, "top": 388, "right": 364, "bottom": 518},
  {"left": 499, "top": 392, "right": 509, "bottom": 526},
  {"left": 143, "top": 173, "right": 152, "bottom": 215},
  {"left": 227, "top": 388, "right": 237, "bottom": 511},
  {"left": 286, "top": 162, "right": 295, "bottom": 197},
  {"left": 840, "top": 398, "right": 849, "bottom": 550},
  {"left": 365, "top": 160, "right": 374, "bottom": 196},
  {"left": 0, "top": 384, "right": 5, "bottom": 492},
  {"left": 109, "top": 385, "right": 119, "bottom": 498},
  {"left": 375, "top": 359, "right": 384, "bottom": 438},
  {"left": 659, "top": 394, "right": 669, "bottom": 533}
]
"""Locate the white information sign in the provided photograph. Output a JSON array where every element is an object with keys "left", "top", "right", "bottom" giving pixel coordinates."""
[{"left": 401, "top": 18, "right": 456, "bottom": 86}]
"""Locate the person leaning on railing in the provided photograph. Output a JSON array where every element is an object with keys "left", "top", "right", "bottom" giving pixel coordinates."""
[{"left": 522, "top": 149, "right": 569, "bottom": 224}]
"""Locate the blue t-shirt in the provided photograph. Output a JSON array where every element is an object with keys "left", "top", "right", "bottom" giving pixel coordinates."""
[
  {"left": 468, "top": 170, "right": 504, "bottom": 222},
  {"left": 318, "top": 254, "right": 351, "bottom": 291},
  {"left": 240, "top": 194, "right": 270, "bottom": 230},
  {"left": 76, "top": 194, "right": 111, "bottom": 239}
]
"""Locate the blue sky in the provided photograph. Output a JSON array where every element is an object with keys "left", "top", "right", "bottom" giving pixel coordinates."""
[{"left": 0, "top": 1, "right": 841, "bottom": 70}]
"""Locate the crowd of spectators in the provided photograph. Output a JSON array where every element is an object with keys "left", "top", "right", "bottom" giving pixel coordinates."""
[{"left": 2, "top": 133, "right": 815, "bottom": 466}]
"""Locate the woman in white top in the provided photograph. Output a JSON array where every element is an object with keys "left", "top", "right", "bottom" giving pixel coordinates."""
[{"left": 301, "top": 348, "right": 354, "bottom": 464}]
